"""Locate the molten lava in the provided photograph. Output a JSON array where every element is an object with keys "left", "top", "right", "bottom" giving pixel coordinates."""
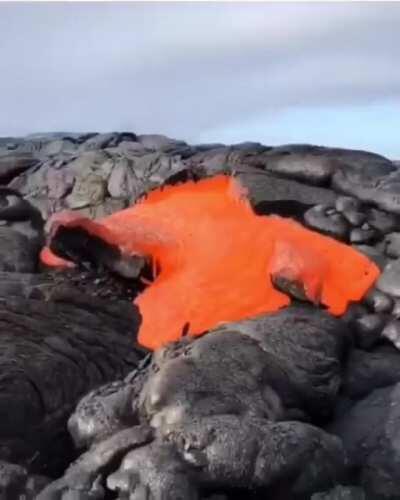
[{"left": 41, "top": 175, "right": 380, "bottom": 350}]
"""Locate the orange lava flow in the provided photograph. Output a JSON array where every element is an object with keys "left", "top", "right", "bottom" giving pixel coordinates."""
[{"left": 40, "top": 175, "right": 380, "bottom": 350}]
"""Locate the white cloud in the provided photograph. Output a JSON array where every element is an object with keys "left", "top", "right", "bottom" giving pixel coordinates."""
[{"left": 0, "top": 2, "right": 399, "bottom": 143}]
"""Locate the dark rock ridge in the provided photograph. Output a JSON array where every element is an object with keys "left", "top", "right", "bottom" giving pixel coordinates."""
[
  {"left": 1, "top": 133, "right": 396, "bottom": 219},
  {"left": 1, "top": 132, "right": 400, "bottom": 499}
]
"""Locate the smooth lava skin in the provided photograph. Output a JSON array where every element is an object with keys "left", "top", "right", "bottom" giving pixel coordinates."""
[{"left": 40, "top": 175, "right": 380, "bottom": 350}]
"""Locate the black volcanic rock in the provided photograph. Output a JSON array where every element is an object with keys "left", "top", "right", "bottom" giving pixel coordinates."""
[
  {"left": 304, "top": 204, "right": 349, "bottom": 240},
  {"left": 332, "top": 164, "right": 400, "bottom": 215},
  {"left": 377, "top": 259, "right": 400, "bottom": 297},
  {"left": 349, "top": 226, "right": 378, "bottom": 244},
  {"left": 343, "top": 345, "right": 400, "bottom": 400},
  {"left": 236, "top": 166, "right": 337, "bottom": 206},
  {"left": 312, "top": 485, "right": 366, "bottom": 500},
  {"left": 353, "top": 313, "right": 387, "bottom": 350},
  {"left": 0, "top": 153, "right": 39, "bottom": 184},
  {"left": 366, "top": 207, "right": 400, "bottom": 234},
  {"left": 329, "top": 383, "right": 400, "bottom": 499},
  {"left": 2, "top": 133, "right": 400, "bottom": 498},
  {"left": 383, "top": 232, "right": 400, "bottom": 258},
  {"left": 39, "top": 307, "right": 348, "bottom": 499},
  {"left": 248, "top": 144, "right": 336, "bottom": 185},
  {"left": 249, "top": 144, "right": 394, "bottom": 189},
  {"left": 0, "top": 187, "right": 44, "bottom": 272},
  {"left": 5, "top": 135, "right": 398, "bottom": 225},
  {"left": 0, "top": 277, "right": 145, "bottom": 475},
  {"left": 0, "top": 460, "right": 50, "bottom": 499},
  {"left": 364, "top": 288, "right": 393, "bottom": 314},
  {"left": 381, "top": 319, "right": 400, "bottom": 350}
]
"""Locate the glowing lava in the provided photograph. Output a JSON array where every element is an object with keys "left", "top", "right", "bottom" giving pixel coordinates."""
[{"left": 41, "top": 175, "right": 380, "bottom": 350}]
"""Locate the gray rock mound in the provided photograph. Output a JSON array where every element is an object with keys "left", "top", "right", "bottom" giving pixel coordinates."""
[{"left": 38, "top": 307, "right": 348, "bottom": 499}]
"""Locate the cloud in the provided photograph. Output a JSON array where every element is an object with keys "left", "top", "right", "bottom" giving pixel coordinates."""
[{"left": 0, "top": 2, "right": 399, "bottom": 151}]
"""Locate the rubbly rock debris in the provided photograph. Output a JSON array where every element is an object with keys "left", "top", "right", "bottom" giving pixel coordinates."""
[{"left": 1, "top": 132, "right": 400, "bottom": 499}]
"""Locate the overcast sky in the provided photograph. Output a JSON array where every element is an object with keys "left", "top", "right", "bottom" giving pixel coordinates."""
[{"left": 1, "top": 2, "right": 400, "bottom": 157}]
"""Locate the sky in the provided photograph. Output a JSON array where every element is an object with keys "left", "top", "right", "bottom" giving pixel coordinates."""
[{"left": 0, "top": 2, "right": 400, "bottom": 158}]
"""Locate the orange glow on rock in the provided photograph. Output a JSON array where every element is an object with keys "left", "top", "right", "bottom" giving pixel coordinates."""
[{"left": 41, "top": 175, "right": 380, "bottom": 350}]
